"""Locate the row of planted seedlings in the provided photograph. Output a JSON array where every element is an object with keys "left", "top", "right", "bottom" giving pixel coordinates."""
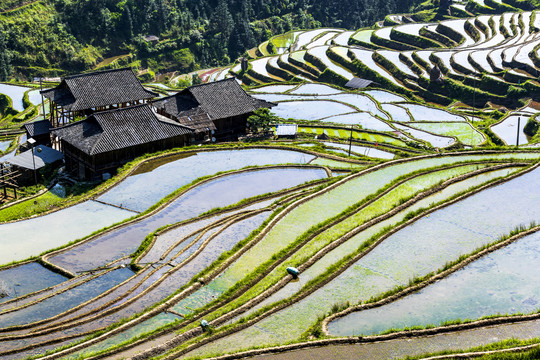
[
  {"left": 71, "top": 151, "right": 540, "bottom": 360},
  {"left": 0, "top": 164, "right": 335, "bottom": 359},
  {"left": 148, "top": 151, "right": 540, "bottom": 358},
  {"left": 0, "top": 148, "right": 338, "bottom": 326},
  {"left": 174, "top": 154, "right": 540, "bottom": 359},
  {"left": 3, "top": 147, "right": 364, "bottom": 280},
  {"left": 322, "top": 221, "right": 540, "bottom": 338},
  {"left": 27, "top": 153, "right": 438, "bottom": 358},
  {"left": 17, "top": 173, "right": 340, "bottom": 360},
  {"left": 43, "top": 177, "right": 337, "bottom": 360}
]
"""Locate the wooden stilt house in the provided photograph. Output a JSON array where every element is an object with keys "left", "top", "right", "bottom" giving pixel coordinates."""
[
  {"left": 41, "top": 68, "right": 157, "bottom": 127},
  {"left": 153, "top": 78, "right": 275, "bottom": 140},
  {"left": 52, "top": 104, "right": 194, "bottom": 180}
]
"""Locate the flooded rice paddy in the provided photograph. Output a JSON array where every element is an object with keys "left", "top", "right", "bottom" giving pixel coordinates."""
[
  {"left": 0, "top": 267, "right": 134, "bottom": 328},
  {"left": 97, "top": 148, "right": 316, "bottom": 212},
  {"left": 0, "top": 201, "right": 135, "bottom": 264},
  {"left": 0, "top": 263, "right": 67, "bottom": 304},
  {"left": 185, "top": 164, "right": 540, "bottom": 357},
  {"left": 0, "top": 141, "right": 10, "bottom": 153},
  {"left": 328, "top": 229, "right": 540, "bottom": 336},
  {"left": 322, "top": 142, "right": 395, "bottom": 159},
  {"left": 0, "top": 84, "right": 31, "bottom": 112},
  {"left": 48, "top": 167, "right": 327, "bottom": 273}
]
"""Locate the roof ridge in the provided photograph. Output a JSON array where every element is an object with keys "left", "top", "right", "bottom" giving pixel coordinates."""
[
  {"left": 63, "top": 67, "right": 133, "bottom": 80},
  {"left": 187, "top": 77, "right": 236, "bottom": 90},
  {"left": 92, "top": 103, "right": 149, "bottom": 117}
]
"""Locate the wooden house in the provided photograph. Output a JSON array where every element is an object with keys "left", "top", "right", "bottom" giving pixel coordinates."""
[
  {"left": 153, "top": 78, "right": 275, "bottom": 140},
  {"left": 41, "top": 68, "right": 157, "bottom": 127},
  {"left": 5, "top": 146, "right": 64, "bottom": 185},
  {"left": 52, "top": 104, "right": 194, "bottom": 180},
  {"left": 22, "top": 119, "right": 53, "bottom": 147}
]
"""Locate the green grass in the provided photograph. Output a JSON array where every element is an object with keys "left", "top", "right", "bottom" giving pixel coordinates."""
[
  {"left": 297, "top": 126, "right": 409, "bottom": 148},
  {"left": 410, "top": 122, "right": 486, "bottom": 146},
  {"left": 0, "top": 189, "right": 63, "bottom": 222},
  {"left": 192, "top": 164, "right": 495, "bottom": 322},
  {"left": 309, "top": 157, "right": 367, "bottom": 169}
]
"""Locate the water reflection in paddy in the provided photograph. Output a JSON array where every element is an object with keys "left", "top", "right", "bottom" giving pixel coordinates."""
[
  {"left": 322, "top": 142, "right": 395, "bottom": 159},
  {"left": 491, "top": 115, "right": 528, "bottom": 146},
  {"left": 0, "top": 201, "right": 135, "bottom": 264},
  {"left": 0, "top": 263, "right": 66, "bottom": 304},
  {"left": 0, "top": 267, "right": 133, "bottom": 328},
  {"left": 328, "top": 230, "right": 540, "bottom": 336},
  {"left": 187, "top": 166, "right": 540, "bottom": 355},
  {"left": 49, "top": 167, "right": 327, "bottom": 273},
  {"left": 0, "top": 84, "right": 30, "bottom": 112},
  {"left": 3, "top": 212, "right": 272, "bottom": 358},
  {"left": 0, "top": 140, "right": 10, "bottom": 153},
  {"left": 97, "top": 149, "right": 316, "bottom": 212}
]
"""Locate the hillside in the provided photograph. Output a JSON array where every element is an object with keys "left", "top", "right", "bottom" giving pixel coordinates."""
[{"left": 0, "top": 0, "right": 429, "bottom": 81}]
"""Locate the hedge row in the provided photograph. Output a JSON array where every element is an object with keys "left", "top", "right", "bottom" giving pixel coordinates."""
[
  {"left": 383, "top": 15, "right": 401, "bottom": 26},
  {"left": 348, "top": 34, "right": 379, "bottom": 50},
  {"left": 419, "top": 26, "right": 457, "bottom": 48},
  {"left": 370, "top": 30, "right": 419, "bottom": 51},
  {"left": 464, "top": 20, "right": 482, "bottom": 43},
  {"left": 485, "top": 0, "right": 518, "bottom": 12},
  {"left": 398, "top": 53, "right": 424, "bottom": 76},
  {"left": 474, "top": 17, "right": 490, "bottom": 36},
  {"left": 504, "top": 0, "right": 534, "bottom": 9},
  {"left": 389, "top": 28, "right": 442, "bottom": 49},
  {"left": 288, "top": 55, "right": 321, "bottom": 77},
  {"left": 341, "top": 50, "right": 413, "bottom": 96},
  {"left": 450, "top": 55, "right": 475, "bottom": 76},
  {"left": 418, "top": 76, "right": 516, "bottom": 107},
  {"left": 265, "top": 61, "right": 295, "bottom": 81},
  {"left": 465, "top": 1, "right": 497, "bottom": 14},
  {"left": 318, "top": 68, "right": 349, "bottom": 87},
  {"left": 276, "top": 57, "right": 318, "bottom": 81},
  {"left": 373, "top": 52, "right": 415, "bottom": 82},
  {"left": 476, "top": 74, "right": 511, "bottom": 96},
  {"left": 450, "top": 5, "right": 473, "bottom": 18},
  {"left": 436, "top": 23, "right": 465, "bottom": 45},
  {"left": 0, "top": 93, "right": 18, "bottom": 119}
]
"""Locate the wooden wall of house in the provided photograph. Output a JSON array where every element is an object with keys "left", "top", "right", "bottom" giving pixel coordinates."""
[
  {"left": 212, "top": 114, "right": 250, "bottom": 139},
  {"left": 62, "top": 134, "right": 189, "bottom": 180}
]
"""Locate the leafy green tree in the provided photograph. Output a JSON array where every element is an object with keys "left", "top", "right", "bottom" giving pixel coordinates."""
[
  {"left": 247, "top": 108, "right": 277, "bottom": 133},
  {"left": 0, "top": 25, "right": 11, "bottom": 81}
]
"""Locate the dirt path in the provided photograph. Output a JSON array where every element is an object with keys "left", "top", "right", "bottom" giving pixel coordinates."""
[{"left": 241, "top": 319, "right": 540, "bottom": 360}]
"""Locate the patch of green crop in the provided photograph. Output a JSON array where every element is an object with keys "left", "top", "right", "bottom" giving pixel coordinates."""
[{"left": 411, "top": 122, "right": 486, "bottom": 146}]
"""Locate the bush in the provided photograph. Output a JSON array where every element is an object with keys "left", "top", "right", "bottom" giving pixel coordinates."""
[
  {"left": 247, "top": 108, "right": 277, "bottom": 133},
  {"left": 0, "top": 93, "right": 17, "bottom": 118},
  {"left": 524, "top": 116, "right": 540, "bottom": 137},
  {"left": 137, "top": 69, "right": 155, "bottom": 82}
]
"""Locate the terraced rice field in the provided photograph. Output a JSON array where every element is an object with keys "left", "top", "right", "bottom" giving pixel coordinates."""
[
  {"left": 7, "top": 3, "right": 540, "bottom": 360},
  {"left": 216, "top": 9, "right": 540, "bottom": 152},
  {"left": 3, "top": 141, "right": 540, "bottom": 360}
]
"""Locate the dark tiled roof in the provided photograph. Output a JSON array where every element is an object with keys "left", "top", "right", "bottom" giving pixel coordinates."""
[
  {"left": 52, "top": 105, "right": 193, "bottom": 156},
  {"left": 7, "top": 146, "right": 63, "bottom": 170},
  {"left": 345, "top": 77, "right": 374, "bottom": 89},
  {"left": 153, "top": 95, "right": 216, "bottom": 133},
  {"left": 41, "top": 68, "right": 157, "bottom": 111},
  {"left": 180, "top": 78, "right": 275, "bottom": 120},
  {"left": 153, "top": 94, "right": 200, "bottom": 117},
  {"left": 23, "top": 119, "right": 52, "bottom": 137}
]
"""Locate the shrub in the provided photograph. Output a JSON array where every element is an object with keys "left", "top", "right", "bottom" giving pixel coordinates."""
[{"left": 524, "top": 116, "right": 540, "bottom": 137}]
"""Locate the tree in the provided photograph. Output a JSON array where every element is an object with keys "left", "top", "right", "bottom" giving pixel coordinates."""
[
  {"left": 247, "top": 108, "right": 277, "bottom": 133},
  {"left": 0, "top": 25, "right": 11, "bottom": 81}
]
